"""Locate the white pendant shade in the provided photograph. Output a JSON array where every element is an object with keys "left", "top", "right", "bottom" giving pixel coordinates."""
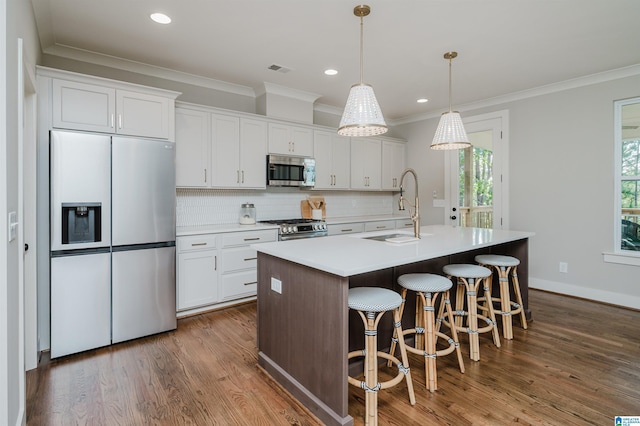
[
  {"left": 338, "top": 83, "right": 388, "bottom": 137},
  {"left": 430, "top": 111, "right": 471, "bottom": 150}
]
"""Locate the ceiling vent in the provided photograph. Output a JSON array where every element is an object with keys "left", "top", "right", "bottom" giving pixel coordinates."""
[{"left": 267, "top": 64, "right": 291, "bottom": 74}]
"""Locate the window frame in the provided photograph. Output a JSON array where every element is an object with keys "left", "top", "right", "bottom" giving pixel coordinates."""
[{"left": 604, "top": 97, "right": 640, "bottom": 266}]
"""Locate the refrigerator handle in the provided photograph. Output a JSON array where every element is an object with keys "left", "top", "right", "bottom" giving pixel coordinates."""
[{"left": 214, "top": 255, "right": 217, "bottom": 271}]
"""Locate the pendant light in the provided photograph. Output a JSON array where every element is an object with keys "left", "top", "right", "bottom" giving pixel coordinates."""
[
  {"left": 338, "top": 5, "right": 388, "bottom": 137},
  {"left": 431, "top": 51, "right": 471, "bottom": 150}
]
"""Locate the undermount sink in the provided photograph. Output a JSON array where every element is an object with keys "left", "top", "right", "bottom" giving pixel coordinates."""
[
  {"left": 362, "top": 233, "right": 412, "bottom": 242},
  {"left": 361, "top": 232, "right": 430, "bottom": 243}
]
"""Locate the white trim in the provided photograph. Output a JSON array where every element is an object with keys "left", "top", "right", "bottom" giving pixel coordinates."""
[
  {"left": 603, "top": 252, "right": 640, "bottom": 267},
  {"left": 392, "top": 64, "right": 640, "bottom": 126},
  {"left": 530, "top": 277, "right": 640, "bottom": 310},
  {"left": 256, "top": 82, "right": 321, "bottom": 103},
  {"left": 42, "top": 44, "right": 253, "bottom": 97}
]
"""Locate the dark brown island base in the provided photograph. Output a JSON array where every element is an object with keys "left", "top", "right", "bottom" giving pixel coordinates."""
[{"left": 254, "top": 225, "right": 534, "bottom": 426}]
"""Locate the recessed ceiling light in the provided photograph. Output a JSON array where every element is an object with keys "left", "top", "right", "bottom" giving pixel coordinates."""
[
  {"left": 324, "top": 69, "right": 338, "bottom": 76},
  {"left": 417, "top": 98, "right": 429, "bottom": 103},
  {"left": 150, "top": 13, "right": 171, "bottom": 24}
]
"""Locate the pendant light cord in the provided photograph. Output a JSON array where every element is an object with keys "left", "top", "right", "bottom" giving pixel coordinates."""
[
  {"left": 359, "top": 15, "right": 364, "bottom": 85},
  {"left": 448, "top": 56, "right": 453, "bottom": 113}
]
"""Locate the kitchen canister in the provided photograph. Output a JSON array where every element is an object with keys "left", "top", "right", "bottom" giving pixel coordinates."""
[{"left": 239, "top": 203, "right": 256, "bottom": 225}]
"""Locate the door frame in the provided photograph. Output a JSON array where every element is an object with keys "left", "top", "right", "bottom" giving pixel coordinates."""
[{"left": 444, "top": 110, "right": 510, "bottom": 229}]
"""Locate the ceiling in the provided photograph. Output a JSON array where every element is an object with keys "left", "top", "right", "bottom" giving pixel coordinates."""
[{"left": 30, "top": 0, "right": 640, "bottom": 123}]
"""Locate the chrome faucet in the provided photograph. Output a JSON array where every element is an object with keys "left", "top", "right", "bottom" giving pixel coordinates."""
[{"left": 398, "top": 168, "right": 420, "bottom": 239}]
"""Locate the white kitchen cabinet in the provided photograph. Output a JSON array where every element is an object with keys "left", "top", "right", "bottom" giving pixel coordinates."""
[
  {"left": 350, "top": 138, "right": 382, "bottom": 190},
  {"left": 328, "top": 222, "right": 365, "bottom": 236},
  {"left": 175, "top": 107, "right": 210, "bottom": 187},
  {"left": 177, "top": 229, "right": 277, "bottom": 314},
  {"left": 381, "top": 140, "right": 406, "bottom": 191},
  {"left": 177, "top": 234, "right": 219, "bottom": 311},
  {"left": 268, "top": 122, "right": 313, "bottom": 156},
  {"left": 395, "top": 218, "right": 415, "bottom": 229},
  {"left": 175, "top": 104, "right": 267, "bottom": 189},
  {"left": 211, "top": 115, "right": 267, "bottom": 188},
  {"left": 364, "top": 220, "right": 396, "bottom": 232},
  {"left": 313, "top": 130, "right": 350, "bottom": 190},
  {"left": 51, "top": 78, "right": 174, "bottom": 139}
]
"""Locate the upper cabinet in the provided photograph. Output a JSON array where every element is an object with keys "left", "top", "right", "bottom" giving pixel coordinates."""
[
  {"left": 175, "top": 104, "right": 267, "bottom": 189},
  {"left": 268, "top": 122, "right": 313, "bottom": 157},
  {"left": 381, "top": 140, "right": 406, "bottom": 191},
  {"left": 350, "top": 138, "right": 382, "bottom": 190},
  {"left": 313, "top": 130, "right": 350, "bottom": 190},
  {"left": 41, "top": 68, "right": 179, "bottom": 140}
]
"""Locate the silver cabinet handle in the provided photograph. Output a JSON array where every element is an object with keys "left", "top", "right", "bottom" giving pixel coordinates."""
[
  {"left": 243, "top": 237, "right": 260, "bottom": 241},
  {"left": 244, "top": 281, "right": 257, "bottom": 286},
  {"left": 191, "top": 242, "right": 207, "bottom": 246},
  {"left": 237, "top": 170, "right": 240, "bottom": 183},
  {"left": 110, "top": 113, "right": 115, "bottom": 128},
  {"left": 244, "top": 257, "right": 258, "bottom": 261},
  {"left": 214, "top": 255, "right": 217, "bottom": 271},
  {"left": 292, "top": 142, "right": 295, "bottom": 151},
  {"left": 376, "top": 226, "right": 387, "bottom": 229},
  {"left": 118, "top": 114, "right": 122, "bottom": 129},
  {"left": 341, "top": 228, "right": 353, "bottom": 232},
  {"left": 204, "top": 169, "right": 207, "bottom": 183},
  {"left": 241, "top": 170, "right": 245, "bottom": 184}
]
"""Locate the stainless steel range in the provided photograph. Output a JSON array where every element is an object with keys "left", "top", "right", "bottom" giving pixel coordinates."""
[{"left": 260, "top": 218, "right": 328, "bottom": 241}]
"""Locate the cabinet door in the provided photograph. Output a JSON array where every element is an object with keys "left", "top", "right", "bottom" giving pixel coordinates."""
[
  {"left": 239, "top": 118, "right": 267, "bottom": 188},
  {"left": 268, "top": 123, "right": 313, "bottom": 156},
  {"left": 351, "top": 138, "right": 381, "bottom": 190},
  {"left": 332, "top": 135, "right": 351, "bottom": 189},
  {"left": 382, "top": 141, "right": 406, "bottom": 190},
  {"left": 175, "top": 107, "right": 210, "bottom": 187},
  {"left": 313, "top": 130, "right": 334, "bottom": 189},
  {"left": 52, "top": 79, "right": 115, "bottom": 133},
  {"left": 116, "top": 90, "right": 171, "bottom": 139},
  {"left": 314, "top": 130, "right": 350, "bottom": 190},
  {"left": 211, "top": 113, "right": 241, "bottom": 187},
  {"left": 177, "top": 250, "right": 218, "bottom": 310}
]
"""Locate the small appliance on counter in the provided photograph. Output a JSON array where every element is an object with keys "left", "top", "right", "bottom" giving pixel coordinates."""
[{"left": 240, "top": 202, "right": 256, "bottom": 225}]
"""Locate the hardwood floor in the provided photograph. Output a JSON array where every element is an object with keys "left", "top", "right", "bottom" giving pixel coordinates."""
[{"left": 27, "top": 290, "right": 640, "bottom": 425}]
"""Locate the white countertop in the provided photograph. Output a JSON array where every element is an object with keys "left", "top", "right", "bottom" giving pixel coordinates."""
[
  {"left": 177, "top": 223, "right": 279, "bottom": 237},
  {"left": 253, "top": 225, "right": 534, "bottom": 277}
]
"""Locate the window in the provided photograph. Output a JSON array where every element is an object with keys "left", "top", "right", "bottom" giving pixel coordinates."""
[{"left": 614, "top": 98, "right": 640, "bottom": 255}]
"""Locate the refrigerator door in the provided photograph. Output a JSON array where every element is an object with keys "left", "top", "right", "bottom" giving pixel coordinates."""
[
  {"left": 111, "top": 246, "right": 177, "bottom": 343},
  {"left": 50, "top": 131, "right": 111, "bottom": 251},
  {"left": 111, "top": 137, "right": 176, "bottom": 246},
  {"left": 50, "top": 252, "right": 111, "bottom": 358}
]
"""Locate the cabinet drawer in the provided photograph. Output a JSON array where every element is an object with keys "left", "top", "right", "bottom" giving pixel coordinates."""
[
  {"left": 395, "top": 219, "right": 414, "bottom": 229},
  {"left": 327, "top": 223, "right": 365, "bottom": 236},
  {"left": 364, "top": 220, "right": 396, "bottom": 232},
  {"left": 221, "top": 229, "right": 277, "bottom": 247},
  {"left": 220, "top": 270, "right": 257, "bottom": 301},
  {"left": 178, "top": 234, "right": 217, "bottom": 252},
  {"left": 221, "top": 246, "right": 257, "bottom": 273}
]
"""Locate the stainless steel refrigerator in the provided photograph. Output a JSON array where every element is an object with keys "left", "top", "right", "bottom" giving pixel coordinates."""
[{"left": 50, "top": 130, "right": 176, "bottom": 358}]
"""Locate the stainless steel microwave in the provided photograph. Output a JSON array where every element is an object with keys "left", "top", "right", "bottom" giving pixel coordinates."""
[{"left": 267, "top": 154, "right": 315, "bottom": 187}]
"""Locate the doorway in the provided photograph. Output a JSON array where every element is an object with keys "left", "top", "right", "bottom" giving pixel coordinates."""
[{"left": 445, "top": 110, "right": 509, "bottom": 229}]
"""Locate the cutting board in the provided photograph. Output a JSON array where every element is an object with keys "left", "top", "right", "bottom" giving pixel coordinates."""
[{"left": 301, "top": 196, "right": 326, "bottom": 219}]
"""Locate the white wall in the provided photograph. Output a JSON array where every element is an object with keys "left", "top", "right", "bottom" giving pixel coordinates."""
[
  {"left": 1, "top": 0, "right": 40, "bottom": 424},
  {"left": 396, "top": 73, "right": 640, "bottom": 308}
]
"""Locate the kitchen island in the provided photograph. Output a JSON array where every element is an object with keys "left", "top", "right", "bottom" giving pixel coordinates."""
[{"left": 254, "top": 225, "right": 534, "bottom": 426}]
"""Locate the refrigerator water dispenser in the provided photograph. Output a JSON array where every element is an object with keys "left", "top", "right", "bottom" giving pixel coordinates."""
[{"left": 62, "top": 203, "right": 102, "bottom": 244}]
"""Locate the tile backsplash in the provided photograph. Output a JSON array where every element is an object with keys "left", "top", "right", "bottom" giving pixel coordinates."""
[{"left": 176, "top": 188, "right": 395, "bottom": 227}]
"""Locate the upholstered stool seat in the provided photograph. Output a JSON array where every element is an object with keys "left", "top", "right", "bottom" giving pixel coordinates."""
[
  {"left": 348, "top": 287, "right": 416, "bottom": 425},
  {"left": 440, "top": 264, "right": 501, "bottom": 361},
  {"left": 388, "top": 273, "right": 465, "bottom": 392},
  {"left": 475, "top": 254, "right": 528, "bottom": 340}
]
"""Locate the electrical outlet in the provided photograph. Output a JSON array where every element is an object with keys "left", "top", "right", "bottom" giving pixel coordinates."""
[
  {"left": 271, "top": 277, "right": 282, "bottom": 294},
  {"left": 559, "top": 262, "right": 568, "bottom": 273}
]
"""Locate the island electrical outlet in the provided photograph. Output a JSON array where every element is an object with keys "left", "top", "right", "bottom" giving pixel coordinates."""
[{"left": 271, "top": 277, "right": 282, "bottom": 294}]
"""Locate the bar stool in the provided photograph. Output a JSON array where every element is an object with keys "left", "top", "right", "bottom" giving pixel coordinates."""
[
  {"left": 475, "top": 254, "right": 528, "bottom": 340},
  {"left": 388, "top": 273, "right": 465, "bottom": 392},
  {"left": 348, "top": 287, "right": 416, "bottom": 425},
  {"left": 440, "top": 264, "right": 501, "bottom": 361}
]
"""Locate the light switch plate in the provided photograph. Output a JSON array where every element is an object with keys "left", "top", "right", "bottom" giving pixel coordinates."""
[
  {"left": 271, "top": 277, "right": 282, "bottom": 294},
  {"left": 8, "top": 211, "right": 17, "bottom": 242}
]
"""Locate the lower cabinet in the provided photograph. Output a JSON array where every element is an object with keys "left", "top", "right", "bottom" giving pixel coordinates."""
[{"left": 177, "top": 228, "right": 277, "bottom": 314}]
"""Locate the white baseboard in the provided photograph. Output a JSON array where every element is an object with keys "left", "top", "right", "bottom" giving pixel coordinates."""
[{"left": 529, "top": 277, "right": 640, "bottom": 310}]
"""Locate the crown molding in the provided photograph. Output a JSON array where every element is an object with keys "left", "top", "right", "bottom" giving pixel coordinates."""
[
  {"left": 43, "top": 44, "right": 256, "bottom": 98},
  {"left": 392, "top": 63, "right": 640, "bottom": 126},
  {"left": 256, "top": 82, "right": 321, "bottom": 103}
]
